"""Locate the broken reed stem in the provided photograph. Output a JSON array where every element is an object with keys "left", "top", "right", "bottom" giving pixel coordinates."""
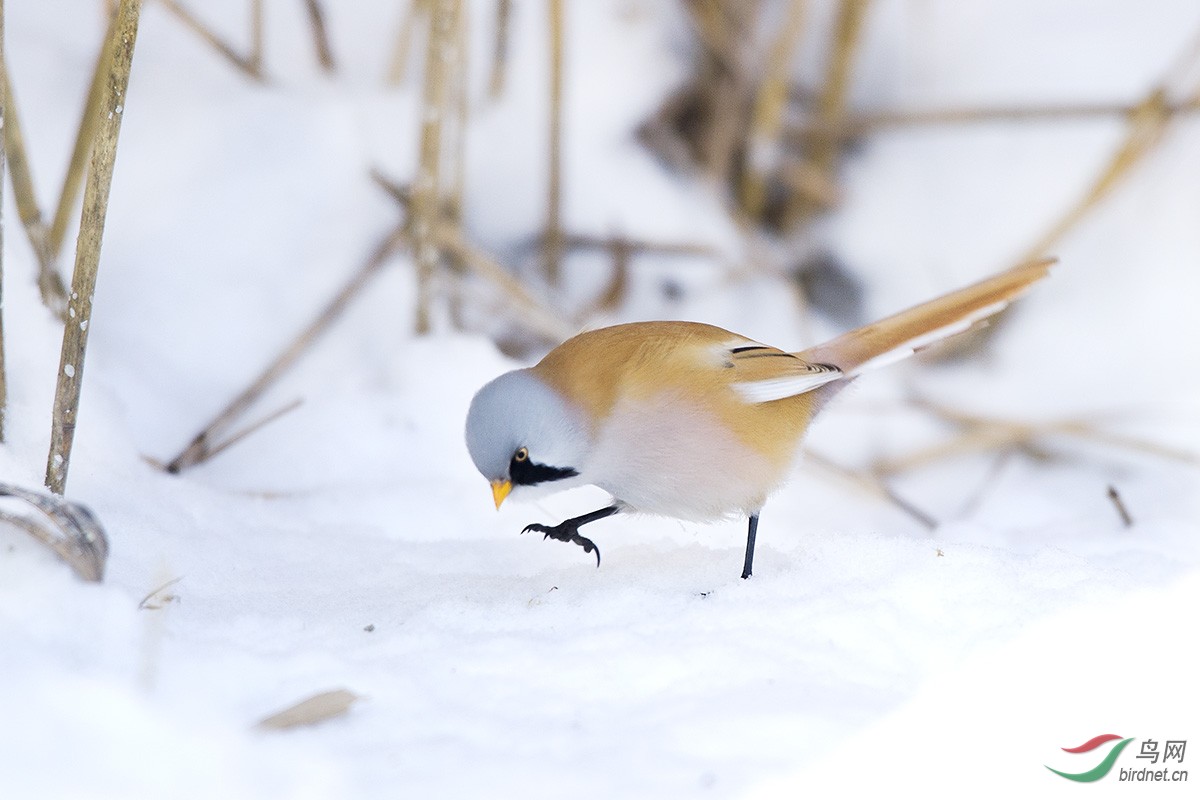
[
  {"left": 0, "top": 0, "right": 6, "bottom": 443},
  {"left": 197, "top": 397, "right": 304, "bottom": 465},
  {"left": 544, "top": 0, "right": 565, "bottom": 286},
  {"left": 137, "top": 575, "right": 184, "bottom": 610},
  {"left": 412, "top": 0, "right": 462, "bottom": 334},
  {"left": 45, "top": 0, "right": 141, "bottom": 495},
  {"left": 157, "top": 0, "right": 265, "bottom": 81},
  {"left": 48, "top": 8, "right": 119, "bottom": 263},
  {"left": 488, "top": 0, "right": 512, "bottom": 98},
  {"left": 0, "top": 482, "right": 110, "bottom": 581},
  {"left": 163, "top": 226, "right": 406, "bottom": 473},
  {"left": 741, "top": 0, "right": 807, "bottom": 218},
  {"left": 302, "top": 0, "right": 336, "bottom": 72},
  {"left": 792, "top": 0, "right": 870, "bottom": 224}
]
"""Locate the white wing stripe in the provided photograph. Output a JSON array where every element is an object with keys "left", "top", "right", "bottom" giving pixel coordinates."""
[
  {"left": 850, "top": 299, "right": 1010, "bottom": 375},
  {"left": 732, "top": 367, "right": 843, "bottom": 403}
]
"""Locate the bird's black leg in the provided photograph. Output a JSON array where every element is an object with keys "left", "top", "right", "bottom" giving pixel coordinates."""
[
  {"left": 741, "top": 513, "right": 760, "bottom": 579},
  {"left": 522, "top": 505, "right": 619, "bottom": 567}
]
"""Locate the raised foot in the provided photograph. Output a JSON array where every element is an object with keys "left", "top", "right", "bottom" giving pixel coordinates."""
[{"left": 522, "top": 522, "right": 601, "bottom": 567}]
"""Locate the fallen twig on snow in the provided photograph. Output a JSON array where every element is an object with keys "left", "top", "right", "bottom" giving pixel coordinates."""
[{"left": 137, "top": 575, "right": 184, "bottom": 610}]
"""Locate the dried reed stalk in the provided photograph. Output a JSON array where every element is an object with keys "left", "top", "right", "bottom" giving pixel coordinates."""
[
  {"left": 1019, "top": 91, "right": 1173, "bottom": 261},
  {"left": 939, "top": 30, "right": 1200, "bottom": 360},
  {"left": 0, "top": 0, "right": 6, "bottom": 442},
  {"left": 790, "top": 0, "right": 870, "bottom": 226},
  {"left": 544, "top": 0, "right": 565, "bottom": 285},
  {"left": 693, "top": 0, "right": 758, "bottom": 182},
  {"left": 790, "top": 97, "right": 1200, "bottom": 140},
  {"left": 157, "top": 0, "right": 265, "bottom": 81},
  {"left": 45, "top": 0, "right": 141, "bottom": 495},
  {"left": 369, "top": 170, "right": 575, "bottom": 341},
  {"left": 163, "top": 226, "right": 406, "bottom": 473},
  {"left": 803, "top": 448, "right": 937, "bottom": 529},
  {"left": 741, "top": 0, "right": 807, "bottom": 218},
  {"left": 302, "top": 0, "right": 336, "bottom": 72},
  {"left": 412, "top": 0, "right": 463, "bottom": 333},
  {"left": 449, "top": 5, "right": 470, "bottom": 221},
  {"left": 47, "top": 8, "right": 118, "bottom": 263},
  {"left": 249, "top": 0, "right": 264, "bottom": 75},
  {"left": 0, "top": 8, "right": 120, "bottom": 318},
  {"left": 434, "top": 223, "right": 575, "bottom": 341},
  {"left": 488, "top": 0, "right": 512, "bottom": 98},
  {"left": 387, "top": 0, "right": 432, "bottom": 85},
  {"left": 558, "top": 232, "right": 717, "bottom": 314},
  {"left": 0, "top": 67, "right": 68, "bottom": 312},
  {"left": 872, "top": 398, "right": 1199, "bottom": 476}
]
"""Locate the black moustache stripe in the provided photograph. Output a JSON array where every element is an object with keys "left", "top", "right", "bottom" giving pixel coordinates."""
[{"left": 510, "top": 458, "right": 578, "bottom": 487}]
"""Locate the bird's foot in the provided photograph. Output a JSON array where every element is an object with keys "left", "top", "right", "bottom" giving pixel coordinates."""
[{"left": 521, "top": 521, "right": 601, "bottom": 567}]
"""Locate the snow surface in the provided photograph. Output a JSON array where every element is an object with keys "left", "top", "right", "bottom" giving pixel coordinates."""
[{"left": 2, "top": 1, "right": 1199, "bottom": 798}]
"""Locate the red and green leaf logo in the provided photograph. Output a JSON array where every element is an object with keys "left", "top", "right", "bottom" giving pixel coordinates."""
[{"left": 1046, "top": 734, "right": 1135, "bottom": 782}]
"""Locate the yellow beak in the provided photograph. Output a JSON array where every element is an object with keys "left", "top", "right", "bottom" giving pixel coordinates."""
[{"left": 490, "top": 479, "right": 513, "bottom": 510}]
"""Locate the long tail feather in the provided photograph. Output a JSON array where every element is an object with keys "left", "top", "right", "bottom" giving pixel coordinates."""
[{"left": 798, "top": 258, "right": 1054, "bottom": 374}]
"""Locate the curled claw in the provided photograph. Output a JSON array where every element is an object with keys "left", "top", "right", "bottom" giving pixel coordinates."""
[
  {"left": 574, "top": 534, "right": 601, "bottom": 568},
  {"left": 519, "top": 521, "right": 602, "bottom": 568}
]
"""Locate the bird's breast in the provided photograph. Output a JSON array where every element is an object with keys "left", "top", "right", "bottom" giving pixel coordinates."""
[{"left": 582, "top": 391, "right": 797, "bottom": 521}]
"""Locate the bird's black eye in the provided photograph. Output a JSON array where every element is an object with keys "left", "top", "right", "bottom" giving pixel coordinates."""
[{"left": 513, "top": 447, "right": 529, "bottom": 463}]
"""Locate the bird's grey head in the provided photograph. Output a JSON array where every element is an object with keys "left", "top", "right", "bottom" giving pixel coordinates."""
[{"left": 464, "top": 368, "right": 591, "bottom": 506}]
